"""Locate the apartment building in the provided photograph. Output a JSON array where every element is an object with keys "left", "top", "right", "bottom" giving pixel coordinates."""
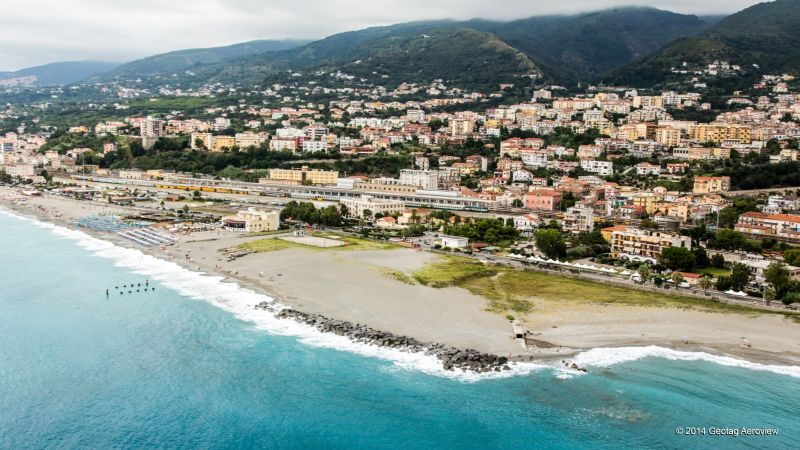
[
  {"left": 735, "top": 212, "right": 800, "bottom": 240},
  {"left": 523, "top": 189, "right": 562, "bottom": 211},
  {"left": 562, "top": 205, "right": 594, "bottom": 234},
  {"left": 605, "top": 226, "right": 692, "bottom": 263},
  {"left": 267, "top": 166, "right": 338, "bottom": 185},
  {"left": 693, "top": 176, "right": 731, "bottom": 194},
  {"left": 635, "top": 162, "right": 661, "bottom": 176},
  {"left": 235, "top": 132, "right": 270, "bottom": 148},
  {"left": 580, "top": 159, "right": 614, "bottom": 176},
  {"left": 212, "top": 136, "right": 236, "bottom": 152},
  {"left": 340, "top": 195, "right": 405, "bottom": 218},
  {"left": 673, "top": 146, "right": 731, "bottom": 160},
  {"left": 398, "top": 169, "right": 439, "bottom": 190},
  {"left": 654, "top": 126, "right": 681, "bottom": 147},
  {"left": 449, "top": 118, "right": 475, "bottom": 136},
  {"left": 690, "top": 124, "right": 752, "bottom": 144}
]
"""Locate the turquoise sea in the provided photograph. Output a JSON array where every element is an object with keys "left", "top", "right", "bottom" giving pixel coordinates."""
[{"left": 1, "top": 209, "right": 799, "bottom": 449}]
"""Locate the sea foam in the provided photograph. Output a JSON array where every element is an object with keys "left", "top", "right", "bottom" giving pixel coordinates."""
[
  {"left": 0, "top": 208, "right": 544, "bottom": 382},
  {"left": 574, "top": 346, "right": 800, "bottom": 379}
]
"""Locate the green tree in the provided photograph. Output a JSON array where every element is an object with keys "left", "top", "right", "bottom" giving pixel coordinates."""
[
  {"left": 729, "top": 263, "right": 752, "bottom": 291},
  {"left": 710, "top": 229, "right": 753, "bottom": 251},
  {"left": 717, "top": 207, "right": 740, "bottom": 229},
  {"left": 637, "top": 265, "right": 652, "bottom": 283},
  {"left": 640, "top": 218, "right": 659, "bottom": 229},
  {"left": 535, "top": 229, "right": 566, "bottom": 260},
  {"left": 511, "top": 198, "right": 524, "bottom": 208},
  {"left": 711, "top": 253, "right": 726, "bottom": 268},
  {"left": 692, "top": 246, "right": 710, "bottom": 268},
  {"left": 783, "top": 249, "right": 800, "bottom": 266},
  {"left": 764, "top": 263, "right": 790, "bottom": 298},
  {"left": 763, "top": 286, "right": 776, "bottom": 306},
  {"left": 782, "top": 292, "right": 800, "bottom": 305},
  {"left": 659, "top": 247, "right": 696, "bottom": 271}
]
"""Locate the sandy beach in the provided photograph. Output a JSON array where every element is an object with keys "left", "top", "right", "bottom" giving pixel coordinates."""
[{"left": 3, "top": 186, "right": 800, "bottom": 367}]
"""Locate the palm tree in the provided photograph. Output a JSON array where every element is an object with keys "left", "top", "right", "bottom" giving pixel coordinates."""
[
  {"left": 698, "top": 275, "right": 714, "bottom": 294},
  {"left": 763, "top": 286, "right": 776, "bottom": 306},
  {"left": 637, "top": 265, "right": 652, "bottom": 283},
  {"left": 671, "top": 271, "right": 685, "bottom": 285}
]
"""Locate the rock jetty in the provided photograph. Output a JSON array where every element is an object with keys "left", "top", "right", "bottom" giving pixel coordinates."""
[{"left": 255, "top": 301, "right": 510, "bottom": 373}]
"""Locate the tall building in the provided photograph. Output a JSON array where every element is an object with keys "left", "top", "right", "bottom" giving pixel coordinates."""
[
  {"left": 563, "top": 205, "right": 594, "bottom": 234},
  {"left": 449, "top": 118, "right": 475, "bottom": 136},
  {"left": 140, "top": 117, "right": 164, "bottom": 138}
]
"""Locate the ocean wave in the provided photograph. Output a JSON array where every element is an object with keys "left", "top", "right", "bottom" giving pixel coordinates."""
[
  {"left": 0, "top": 208, "right": 545, "bottom": 382},
  {"left": 574, "top": 346, "right": 800, "bottom": 379}
]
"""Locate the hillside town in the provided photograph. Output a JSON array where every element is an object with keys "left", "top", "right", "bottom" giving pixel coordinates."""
[{"left": 3, "top": 68, "right": 800, "bottom": 308}]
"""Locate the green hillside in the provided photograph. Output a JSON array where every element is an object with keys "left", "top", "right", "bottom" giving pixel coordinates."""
[
  {"left": 1, "top": 61, "right": 120, "bottom": 85},
  {"left": 104, "top": 39, "right": 309, "bottom": 79},
  {"left": 611, "top": 0, "right": 800, "bottom": 86},
  {"left": 472, "top": 7, "right": 711, "bottom": 84},
  {"left": 325, "top": 28, "right": 540, "bottom": 87},
  {"left": 79, "top": 7, "right": 727, "bottom": 89}
]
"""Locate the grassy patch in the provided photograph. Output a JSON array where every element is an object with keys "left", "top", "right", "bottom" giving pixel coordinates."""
[
  {"left": 245, "top": 229, "right": 290, "bottom": 237},
  {"left": 697, "top": 267, "right": 730, "bottom": 278},
  {"left": 238, "top": 238, "right": 296, "bottom": 253},
  {"left": 411, "top": 255, "right": 797, "bottom": 317},
  {"left": 378, "top": 268, "right": 416, "bottom": 285},
  {"left": 313, "top": 233, "right": 399, "bottom": 251},
  {"left": 238, "top": 233, "right": 398, "bottom": 253},
  {"left": 412, "top": 256, "right": 499, "bottom": 288}
]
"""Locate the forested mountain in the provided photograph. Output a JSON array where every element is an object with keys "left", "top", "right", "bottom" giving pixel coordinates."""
[
  {"left": 38, "top": 5, "right": 796, "bottom": 90},
  {"left": 0, "top": 61, "right": 119, "bottom": 85},
  {"left": 468, "top": 7, "right": 713, "bottom": 84},
  {"left": 611, "top": 0, "right": 800, "bottom": 86},
  {"left": 103, "top": 39, "right": 309, "bottom": 80}
]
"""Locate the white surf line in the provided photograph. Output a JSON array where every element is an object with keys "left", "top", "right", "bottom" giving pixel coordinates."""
[
  {"left": 574, "top": 346, "right": 800, "bottom": 379},
  {"left": 0, "top": 207, "right": 548, "bottom": 382}
]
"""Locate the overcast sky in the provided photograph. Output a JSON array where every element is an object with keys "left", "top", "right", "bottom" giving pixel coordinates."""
[{"left": 0, "top": 0, "right": 766, "bottom": 71}]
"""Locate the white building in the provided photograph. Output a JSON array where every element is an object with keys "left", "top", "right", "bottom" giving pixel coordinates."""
[
  {"left": 406, "top": 109, "right": 426, "bottom": 122},
  {"left": 222, "top": 209, "right": 280, "bottom": 232},
  {"left": 514, "top": 214, "right": 539, "bottom": 234},
  {"left": 235, "top": 132, "right": 270, "bottom": 149},
  {"left": 302, "top": 140, "right": 328, "bottom": 153},
  {"left": 521, "top": 152, "right": 548, "bottom": 168},
  {"left": 140, "top": 117, "right": 164, "bottom": 138},
  {"left": 635, "top": 162, "right": 661, "bottom": 176},
  {"left": 340, "top": 195, "right": 405, "bottom": 219},
  {"left": 213, "top": 117, "right": 232, "bottom": 131},
  {"left": 580, "top": 159, "right": 614, "bottom": 176},
  {"left": 562, "top": 205, "right": 594, "bottom": 234},
  {"left": 399, "top": 169, "right": 439, "bottom": 190},
  {"left": 437, "top": 235, "right": 470, "bottom": 249}
]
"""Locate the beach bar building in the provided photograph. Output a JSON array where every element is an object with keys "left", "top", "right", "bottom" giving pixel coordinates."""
[{"left": 223, "top": 209, "right": 280, "bottom": 232}]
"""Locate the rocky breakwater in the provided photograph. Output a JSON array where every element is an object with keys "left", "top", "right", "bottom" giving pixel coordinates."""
[{"left": 255, "top": 302, "right": 511, "bottom": 373}]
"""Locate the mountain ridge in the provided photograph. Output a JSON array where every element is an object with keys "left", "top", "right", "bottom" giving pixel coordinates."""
[{"left": 610, "top": 0, "right": 800, "bottom": 86}]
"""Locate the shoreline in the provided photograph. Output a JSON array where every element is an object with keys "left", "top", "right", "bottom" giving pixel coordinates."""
[{"left": 2, "top": 188, "right": 800, "bottom": 374}]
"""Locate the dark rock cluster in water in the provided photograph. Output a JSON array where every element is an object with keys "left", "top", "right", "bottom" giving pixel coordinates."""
[{"left": 255, "top": 301, "right": 510, "bottom": 373}]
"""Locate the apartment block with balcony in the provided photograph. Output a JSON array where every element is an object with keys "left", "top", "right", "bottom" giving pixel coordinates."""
[{"left": 606, "top": 226, "right": 692, "bottom": 263}]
